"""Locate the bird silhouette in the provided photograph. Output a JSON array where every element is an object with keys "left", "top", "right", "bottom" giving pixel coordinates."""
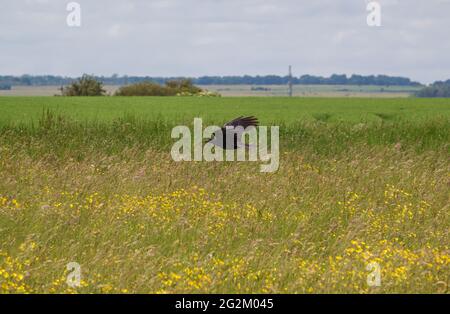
[{"left": 206, "top": 116, "right": 259, "bottom": 149}]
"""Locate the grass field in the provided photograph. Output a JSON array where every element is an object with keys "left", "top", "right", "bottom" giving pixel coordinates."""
[
  {"left": 0, "top": 96, "right": 449, "bottom": 293},
  {"left": 1, "top": 96, "right": 449, "bottom": 125}
]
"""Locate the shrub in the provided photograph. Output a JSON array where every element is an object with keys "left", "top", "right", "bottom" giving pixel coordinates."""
[
  {"left": 62, "top": 74, "right": 106, "bottom": 96},
  {"left": 114, "top": 79, "right": 219, "bottom": 96},
  {"left": 114, "top": 82, "right": 176, "bottom": 96},
  {"left": 415, "top": 83, "right": 450, "bottom": 98},
  {"left": 165, "top": 79, "right": 202, "bottom": 94}
]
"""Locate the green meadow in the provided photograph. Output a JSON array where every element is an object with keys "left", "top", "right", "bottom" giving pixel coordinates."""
[
  {"left": 0, "top": 96, "right": 449, "bottom": 293},
  {"left": 1, "top": 96, "right": 450, "bottom": 125}
]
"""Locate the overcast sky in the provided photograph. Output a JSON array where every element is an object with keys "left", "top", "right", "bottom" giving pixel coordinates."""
[{"left": 1, "top": 0, "right": 449, "bottom": 83}]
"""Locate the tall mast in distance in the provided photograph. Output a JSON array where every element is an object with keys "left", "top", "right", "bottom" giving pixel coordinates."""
[{"left": 288, "top": 65, "right": 293, "bottom": 97}]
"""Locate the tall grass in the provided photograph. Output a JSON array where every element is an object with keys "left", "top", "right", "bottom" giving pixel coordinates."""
[
  {"left": 2, "top": 110, "right": 448, "bottom": 159},
  {"left": 0, "top": 110, "right": 448, "bottom": 294}
]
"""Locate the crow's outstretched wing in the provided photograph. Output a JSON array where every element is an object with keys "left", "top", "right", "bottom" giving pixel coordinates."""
[
  {"left": 207, "top": 116, "right": 259, "bottom": 149},
  {"left": 223, "top": 116, "right": 259, "bottom": 129},
  {"left": 215, "top": 116, "right": 259, "bottom": 149}
]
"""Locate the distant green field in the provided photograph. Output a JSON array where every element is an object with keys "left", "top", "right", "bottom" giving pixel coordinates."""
[
  {"left": 1, "top": 96, "right": 449, "bottom": 126},
  {"left": 0, "top": 84, "right": 421, "bottom": 97},
  {"left": 208, "top": 84, "right": 421, "bottom": 97}
]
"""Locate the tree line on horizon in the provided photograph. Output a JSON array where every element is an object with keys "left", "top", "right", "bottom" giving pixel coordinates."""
[
  {"left": 3, "top": 74, "right": 450, "bottom": 97},
  {"left": 415, "top": 79, "right": 450, "bottom": 98},
  {"left": 0, "top": 73, "right": 423, "bottom": 87}
]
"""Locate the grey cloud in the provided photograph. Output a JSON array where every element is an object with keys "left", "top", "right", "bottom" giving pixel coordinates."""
[{"left": 0, "top": 0, "right": 449, "bottom": 83}]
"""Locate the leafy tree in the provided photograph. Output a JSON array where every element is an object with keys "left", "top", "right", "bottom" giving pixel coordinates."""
[{"left": 62, "top": 74, "right": 106, "bottom": 96}]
